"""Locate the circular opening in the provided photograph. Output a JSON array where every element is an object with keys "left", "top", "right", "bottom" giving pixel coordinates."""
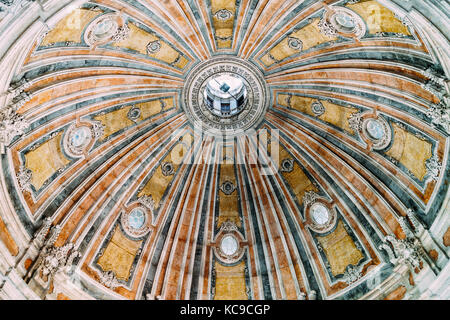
[
  {"left": 311, "top": 203, "right": 330, "bottom": 225},
  {"left": 204, "top": 74, "right": 247, "bottom": 117},
  {"left": 70, "top": 127, "right": 92, "bottom": 148},
  {"left": 366, "top": 119, "right": 385, "bottom": 140},
  {"left": 128, "top": 208, "right": 146, "bottom": 230},
  {"left": 220, "top": 235, "right": 239, "bottom": 256}
]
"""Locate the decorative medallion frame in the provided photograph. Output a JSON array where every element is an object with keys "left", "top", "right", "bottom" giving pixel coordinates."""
[
  {"left": 305, "top": 197, "right": 337, "bottom": 234},
  {"left": 120, "top": 202, "right": 152, "bottom": 238}
]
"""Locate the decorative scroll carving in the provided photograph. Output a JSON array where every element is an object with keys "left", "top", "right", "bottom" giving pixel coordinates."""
[
  {"left": 348, "top": 112, "right": 363, "bottom": 132},
  {"left": 214, "top": 9, "right": 233, "bottom": 21},
  {"left": 425, "top": 155, "right": 442, "bottom": 182},
  {"left": 17, "top": 165, "right": 32, "bottom": 192},
  {"left": 97, "top": 270, "right": 121, "bottom": 290},
  {"left": 343, "top": 265, "right": 362, "bottom": 284},
  {"left": 0, "top": 107, "right": 29, "bottom": 149},
  {"left": 302, "top": 190, "right": 320, "bottom": 207}
]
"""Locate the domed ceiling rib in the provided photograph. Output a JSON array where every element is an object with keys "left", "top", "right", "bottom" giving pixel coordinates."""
[{"left": 0, "top": 0, "right": 448, "bottom": 301}]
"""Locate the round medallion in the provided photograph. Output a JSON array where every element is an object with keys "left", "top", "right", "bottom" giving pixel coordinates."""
[
  {"left": 147, "top": 40, "right": 162, "bottom": 54},
  {"left": 84, "top": 13, "right": 122, "bottom": 46},
  {"left": 311, "top": 203, "right": 330, "bottom": 225},
  {"left": 121, "top": 206, "right": 151, "bottom": 238},
  {"left": 362, "top": 116, "right": 392, "bottom": 150},
  {"left": 334, "top": 12, "right": 356, "bottom": 29},
  {"left": 220, "top": 235, "right": 239, "bottom": 256},
  {"left": 127, "top": 106, "right": 141, "bottom": 121},
  {"left": 288, "top": 37, "right": 303, "bottom": 51},
  {"left": 64, "top": 125, "right": 93, "bottom": 157},
  {"left": 182, "top": 56, "right": 269, "bottom": 136},
  {"left": 365, "top": 119, "right": 385, "bottom": 140},
  {"left": 320, "top": 7, "right": 366, "bottom": 39},
  {"left": 93, "top": 18, "right": 118, "bottom": 37},
  {"left": 128, "top": 207, "right": 146, "bottom": 229}
]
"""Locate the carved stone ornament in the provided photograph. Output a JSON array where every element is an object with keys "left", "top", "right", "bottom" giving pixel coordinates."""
[
  {"left": 146, "top": 40, "right": 162, "bottom": 54},
  {"left": 361, "top": 116, "right": 392, "bottom": 150},
  {"left": 0, "top": 106, "right": 29, "bottom": 148},
  {"left": 214, "top": 9, "right": 233, "bottom": 21},
  {"left": 426, "top": 101, "right": 450, "bottom": 134},
  {"left": 161, "top": 161, "right": 175, "bottom": 176},
  {"left": 348, "top": 112, "right": 363, "bottom": 133},
  {"left": 311, "top": 100, "right": 325, "bottom": 116},
  {"left": 84, "top": 13, "right": 128, "bottom": 47},
  {"left": 379, "top": 235, "right": 423, "bottom": 270},
  {"left": 91, "top": 120, "right": 105, "bottom": 139},
  {"left": 220, "top": 180, "right": 236, "bottom": 195},
  {"left": 97, "top": 270, "right": 121, "bottom": 290},
  {"left": 63, "top": 124, "right": 94, "bottom": 157},
  {"left": 17, "top": 165, "right": 32, "bottom": 192},
  {"left": 287, "top": 36, "right": 303, "bottom": 51},
  {"left": 342, "top": 265, "right": 362, "bottom": 284},
  {"left": 138, "top": 194, "right": 155, "bottom": 211},
  {"left": 40, "top": 243, "right": 80, "bottom": 278},
  {"left": 302, "top": 190, "right": 320, "bottom": 207},
  {"left": 121, "top": 205, "right": 152, "bottom": 238},
  {"left": 127, "top": 105, "right": 142, "bottom": 121},
  {"left": 319, "top": 6, "right": 366, "bottom": 39},
  {"left": 213, "top": 221, "right": 246, "bottom": 265},
  {"left": 425, "top": 155, "right": 442, "bottom": 182},
  {"left": 280, "top": 158, "right": 294, "bottom": 173}
]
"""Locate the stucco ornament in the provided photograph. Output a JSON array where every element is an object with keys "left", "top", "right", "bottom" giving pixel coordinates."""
[
  {"left": 343, "top": 265, "right": 362, "bottom": 284},
  {"left": 425, "top": 155, "right": 442, "bottom": 182},
  {"left": 97, "top": 270, "right": 121, "bottom": 290},
  {"left": 27, "top": 223, "right": 80, "bottom": 284},
  {"left": 348, "top": 112, "right": 363, "bottom": 132},
  {"left": 302, "top": 190, "right": 320, "bottom": 207},
  {"left": 0, "top": 106, "right": 29, "bottom": 150},
  {"left": 41, "top": 243, "right": 80, "bottom": 278},
  {"left": 17, "top": 165, "right": 32, "bottom": 192},
  {"left": 426, "top": 101, "right": 450, "bottom": 134}
]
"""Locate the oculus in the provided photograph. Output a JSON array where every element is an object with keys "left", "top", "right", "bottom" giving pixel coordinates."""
[
  {"left": 182, "top": 56, "right": 269, "bottom": 135},
  {"left": 311, "top": 203, "right": 330, "bottom": 225},
  {"left": 204, "top": 75, "right": 247, "bottom": 118},
  {"left": 121, "top": 205, "right": 151, "bottom": 238},
  {"left": 213, "top": 222, "right": 246, "bottom": 264},
  {"left": 220, "top": 235, "right": 239, "bottom": 256}
]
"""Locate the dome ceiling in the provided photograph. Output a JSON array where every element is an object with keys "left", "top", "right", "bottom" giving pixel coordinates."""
[{"left": 0, "top": 0, "right": 449, "bottom": 300}]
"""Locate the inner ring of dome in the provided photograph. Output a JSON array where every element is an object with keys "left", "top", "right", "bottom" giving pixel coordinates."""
[{"left": 182, "top": 56, "right": 269, "bottom": 136}]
